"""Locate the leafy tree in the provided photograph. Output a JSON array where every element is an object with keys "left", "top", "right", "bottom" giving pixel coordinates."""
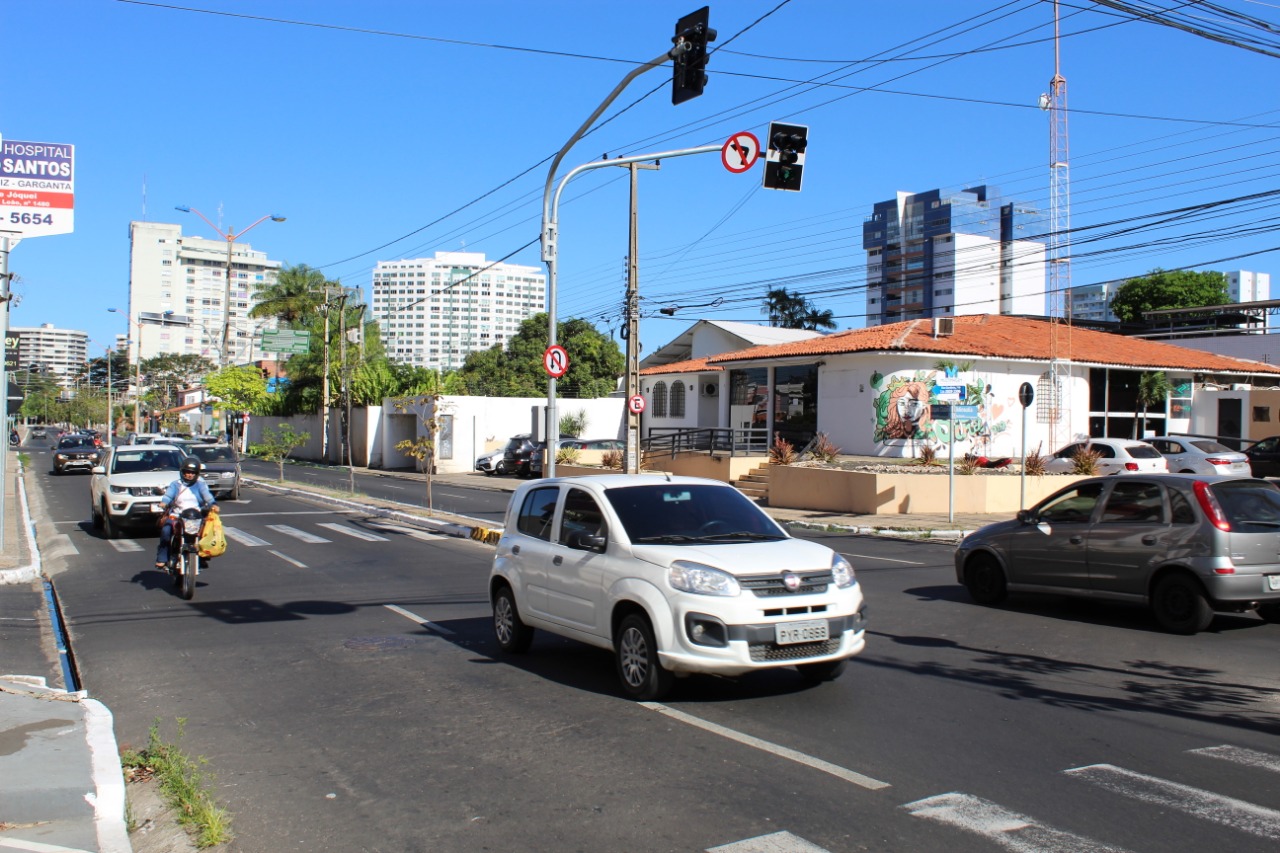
[
  {"left": 250, "top": 263, "right": 332, "bottom": 328},
  {"left": 1135, "top": 371, "right": 1171, "bottom": 439},
  {"left": 204, "top": 366, "right": 269, "bottom": 415},
  {"left": 763, "top": 287, "right": 836, "bottom": 330},
  {"left": 250, "top": 424, "right": 311, "bottom": 482},
  {"left": 140, "top": 353, "right": 217, "bottom": 412},
  {"left": 457, "top": 314, "right": 622, "bottom": 398},
  {"left": 1109, "top": 269, "right": 1230, "bottom": 324},
  {"left": 391, "top": 392, "right": 448, "bottom": 514}
]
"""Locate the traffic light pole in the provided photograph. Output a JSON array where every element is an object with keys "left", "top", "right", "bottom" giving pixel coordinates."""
[
  {"left": 543, "top": 143, "right": 718, "bottom": 477},
  {"left": 617, "top": 161, "right": 660, "bottom": 475}
]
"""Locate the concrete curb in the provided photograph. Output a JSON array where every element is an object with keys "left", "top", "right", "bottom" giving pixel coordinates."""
[
  {"left": 243, "top": 477, "right": 502, "bottom": 543},
  {"left": 84, "top": 698, "right": 132, "bottom": 853},
  {"left": 0, "top": 469, "right": 42, "bottom": 585},
  {"left": 780, "top": 519, "right": 973, "bottom": 540}
]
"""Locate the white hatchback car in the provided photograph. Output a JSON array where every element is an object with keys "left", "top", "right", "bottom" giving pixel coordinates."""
[
  {"left": 489, "top": 474, "right": 868, "bottom": 700},
  {"left": 1146, "top": 436, "right": 1252, "bottom": 477},
  {"left": 1044, "top": 439, "right": 1168, "bottom": 476}
]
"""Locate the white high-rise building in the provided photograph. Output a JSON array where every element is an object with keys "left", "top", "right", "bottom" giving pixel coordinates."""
[
  {"left": 1068, "top": 269, "right": 1272, "bottom": 325},
  {"left": 10, "top": 324, "right": 88, "bottom": 390},
  {"left": 127, "top": 221, "right": 282, "bottom": 365},
  {"left": 371, "top": 251, "right": 546, "bottom": 372}
]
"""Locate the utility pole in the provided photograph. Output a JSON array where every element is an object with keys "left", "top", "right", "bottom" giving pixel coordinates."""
[
  {"left": 1, "top": 236, "right": 11, "bottom": 549},
  {"left": 320, "top": 283, "right": 332, "bottom": 463},
  {"left": 617, "top": 161, "right": 659, "bottom": 474}
]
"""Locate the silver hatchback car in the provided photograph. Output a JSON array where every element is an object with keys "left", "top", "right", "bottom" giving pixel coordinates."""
[{"left": 955, "top": 474, "right": 1280, "bottom": 633}]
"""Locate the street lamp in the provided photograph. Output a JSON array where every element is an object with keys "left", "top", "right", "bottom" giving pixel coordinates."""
[{"left": 175, "top": 206, "right": 285, "bottom": 368}]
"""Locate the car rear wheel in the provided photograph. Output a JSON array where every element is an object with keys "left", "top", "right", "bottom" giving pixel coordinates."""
[
  {"left": 964, "top": 553, "right": 1008, "bottom": 605},
  {"left": 1256, "top": 603, "right": 1280, "bottom": 624},
  {"left": 615, "top": 613, "right": 673, "bottom": 701},
  {"left": 1151, "top": 573, "right": 1213, "bottom": 634},
  {"left": 492, "top": 585, "right": 533, "bottom": 653},
  {"left": 796, "top": 659, "right": 847, "bottom": 683}
]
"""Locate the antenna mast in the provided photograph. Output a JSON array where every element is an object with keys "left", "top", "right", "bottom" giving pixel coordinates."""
[{"left": 1043, "top": 0, "right": 1072, "bottom": 446}]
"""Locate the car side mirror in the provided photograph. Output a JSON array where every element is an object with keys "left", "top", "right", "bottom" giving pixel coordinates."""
[
  {"left": 91, "top": 466, "right": 105, "bottom": 475},
  {"left": 1016, "top": 509, "right": 1035, "bottom": 524},
  {"left": 568, "top": 531, "right": 607, "bottom": 552}
]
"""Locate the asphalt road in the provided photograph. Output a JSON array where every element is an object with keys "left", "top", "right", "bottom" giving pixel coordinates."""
[{"left": 27, "top": 452, "right": 1280, "bottom": 853}]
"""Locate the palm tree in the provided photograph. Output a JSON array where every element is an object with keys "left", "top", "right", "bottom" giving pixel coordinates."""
[
  {"left": 764, "top": 288, "right": 836, "bottom": 330},
  {"left": 250, "top": 263, "right": 332, "bottom": 328},
  {"left": 1135, "top": 371, "right": 1172, "bottom": 438},
  {"left": 800, "top": 307, "right": 837, "bottom": 331}
]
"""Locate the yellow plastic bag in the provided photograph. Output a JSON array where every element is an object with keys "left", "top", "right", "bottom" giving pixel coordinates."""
[{"left": 198, "top": 513, "right": 228, "bottom": 558}]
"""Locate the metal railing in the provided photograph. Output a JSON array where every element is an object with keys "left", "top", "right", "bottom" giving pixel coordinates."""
[{"left": 641, "top": 427, "right": 771, "bottom": 459}]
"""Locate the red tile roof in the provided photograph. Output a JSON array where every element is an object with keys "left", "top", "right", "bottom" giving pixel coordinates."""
[
  {"left": 706, "top": 315, "right": 1280, "bottom": 374},
  {"left": 639, "top": 357, "right": 721, "bottom": 376}
]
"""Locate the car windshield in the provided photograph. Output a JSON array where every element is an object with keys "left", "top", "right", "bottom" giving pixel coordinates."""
[
  {"left": 58, "top": 438, "right": 94, "bottom": 449},
  {"left": 604, "top": 483, "right": 785, "bottom": 544},
  {"left": 191, "top": 446, "right": 236, "bottom": 463},
  {"left": 110, "top": 449, "right": 185, "bottom": 475},
  {"left": 1191, "top": 440, "right": 1233, "bottom": 453},
  {"left": 1210, "top": 481, "right": 1280, "bottom": 530}
]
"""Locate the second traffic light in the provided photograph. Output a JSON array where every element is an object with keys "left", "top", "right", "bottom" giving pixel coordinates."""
[
  {"left": 671, "top": 7, "right": 716, "bottom": 105},
  {"left": 763, "top": 122, "right": 809, "bottom": 192}
]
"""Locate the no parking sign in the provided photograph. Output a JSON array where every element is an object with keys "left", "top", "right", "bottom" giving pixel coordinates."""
[{"left": 627, "top": 395, "right": 646, "bottom": 415}]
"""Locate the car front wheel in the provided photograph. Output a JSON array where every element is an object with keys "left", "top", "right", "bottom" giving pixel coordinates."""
[
  {"left": 964, "top": 553, "right": 1008, "bottom": 605},
  {"left": 492, "top": 585, "right": 533, "bottom": 653},
  {"left": 1151, "top": 573, "right": 1214, "bottom": 634},
  {"left": 615, "top": 613, "right": 673, "bottom": 701}
]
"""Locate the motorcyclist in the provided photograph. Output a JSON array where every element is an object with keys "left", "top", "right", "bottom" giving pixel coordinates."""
[{"left": 155, "top": 458, "right": 218, "bottom": 569}]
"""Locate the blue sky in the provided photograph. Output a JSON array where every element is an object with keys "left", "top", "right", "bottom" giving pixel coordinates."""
[{"left": 3, "top": 0, "right": 1277, "bottom": 361}]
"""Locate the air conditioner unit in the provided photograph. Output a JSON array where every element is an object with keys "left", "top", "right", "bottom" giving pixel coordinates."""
[
  {"left": 933, "top": 316, "right": 955, "bottom": 337},
  {"left": 1231, "top": 383, "right": 1251, "bottom": 391},
  {"left": 702, "top": 382, "right": 719, "bottom": 397}
]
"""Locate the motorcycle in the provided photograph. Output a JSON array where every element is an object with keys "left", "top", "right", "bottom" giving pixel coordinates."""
[{"left": 166, "top": 507, "right": 208, "bottom": 600}]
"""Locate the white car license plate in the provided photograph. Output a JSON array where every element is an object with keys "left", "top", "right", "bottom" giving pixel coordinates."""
[
  {"left": 1232, "top": 462, "right": 1249, "bottom": 473},
  {"left": 1268, "top": 575, "right": 1280, "bottom": 591},
  {"left": 775, "top": 619, "right": 829, "bottom": 645}
]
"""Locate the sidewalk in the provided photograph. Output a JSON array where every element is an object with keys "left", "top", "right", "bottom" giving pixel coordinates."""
[
  {"left": 0, "top": 451, "right": 132, "bottom": 853},
  {"left": 0, "top": 455, "right": 1003, "bottom": 853}
]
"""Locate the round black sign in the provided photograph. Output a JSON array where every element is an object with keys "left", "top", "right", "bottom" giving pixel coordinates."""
[{"left": 1018, "top": 382, "right": 1035, "bottom": 408}]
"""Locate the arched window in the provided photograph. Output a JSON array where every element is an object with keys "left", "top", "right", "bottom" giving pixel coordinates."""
[
  {"left": 669, "top": 381, "right": 686, "bottom": 418},
  {"left": 652, "top": 382, "right": 668, "bottom": 417}
]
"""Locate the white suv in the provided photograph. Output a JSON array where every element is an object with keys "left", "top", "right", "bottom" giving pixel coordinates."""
[
  {"left": 489, "top": 474, "right": 868, "bottom": 700},
  {"left": 90, "top": 445, "right": 189, "bottom": 539}
]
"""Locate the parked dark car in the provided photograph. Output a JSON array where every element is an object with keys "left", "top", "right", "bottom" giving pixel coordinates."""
[
  {"left": 1245, "top": 436, "right": 1280, "bottom": 477},
  {"left": 52, "top": 435, "right": 102, "bottom": 474},
  {"left": 955, "top": 474, "right": 1280, "bottom": 634},
  {"left": 186, "top": 443, "right": 241, "bottom": 500},
  {"left": 500, "top": 434, "right": 539, "bottom": 478}
]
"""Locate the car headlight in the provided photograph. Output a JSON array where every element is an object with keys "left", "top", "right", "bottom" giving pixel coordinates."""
[
  {"left": 109, "top": 485, "right": 128, "bottom": 494},
  {"left": 89, "top": 454, "right": 99, "bottom": 460},
  {"left": 831, "top": 553, "right": 857, "bottom": 589},
  {"left": 55, "top": 454, "right": 67, "bottom": 460},
  {"left": 668, "top": 561, "right": 741, "bottom": 597}
]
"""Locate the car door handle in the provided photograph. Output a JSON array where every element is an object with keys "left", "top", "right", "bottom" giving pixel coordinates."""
[
  {"left": 511, "top": 544, "right": 520, "bottom": 554},
  {"left": 1069, "top": 535, "right": 1084, "bottom": 545},
  {"left": 1142, "top": 535, "right": 1158, "bottom": 545},
  {"left": 553, "top": 555, "right": 563, "bottom": 565}
]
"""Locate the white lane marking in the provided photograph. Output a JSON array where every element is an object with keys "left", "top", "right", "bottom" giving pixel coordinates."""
[
  {"left": 365, "top": 522, "right": 443, "bottom": 541},
  {"left": 220, "top": 510, "right": 355, "bottom": 518},
  {"left": 269, "top": 550, "right": 307, "bottom": 569},
  {"left": 383, "top": 485, "right": 405, "bottom": 490},
  {"left": 1065, "top": 763, "right": 1280, "bottom": 839},
  {"left": 1190, "top": 745, "right": 1280, "bottom": 773},
  {"left": 107, "top": 539, "right": 143, "bottom": 553},
  {"left": 640, "top": 703, "right": 889, "bottom": 790},
  {"left": 383, "top": 603, "right": 456, "bottom": 636},
  {"left": 707, "top": 830, "right": 831, "bottom": 852},
  {"left": 0, "top": 834, "right": 99, "bottom": 851},
  {"left": 840, "top": 551, "right": 924, "bottom": 565},
  {"left": 317, "top": 522, "right": 389, "bottom": 542},
  {"left": 902, "top": 792, "right": 1130, "bottom": 852},
  {"left": 222, "top": 526, "right": 271, "bottom": 547},
  {"left": 265, "top": 524, "right": 332, "bottom": 544}
]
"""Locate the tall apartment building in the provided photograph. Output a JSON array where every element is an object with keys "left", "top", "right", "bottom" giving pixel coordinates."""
[
  {"left": 371, "top": 251, "right": 546, "bottom": 372},
  {"left": 10, "top": 324, "right": 88, "bottom": 390},
  {"left": 127, "top": 221, "right": 282, "bottom": 364},
  {"left": 862, "top": 186, "right": 1046, "bottom": 326},
  {"left": 1067, "top": 269, "right": 1272, "bottom": 325}
]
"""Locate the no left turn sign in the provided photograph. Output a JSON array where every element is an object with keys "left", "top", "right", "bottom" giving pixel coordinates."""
[
  {"left": 543, "top": 344, "right": 569, "bottom": 378},
  {"left": 627, "top": 395, "right": 646, "bottom": 415},
  {"left": 721, "top": 132, "right": 760, "bottom": 174}
]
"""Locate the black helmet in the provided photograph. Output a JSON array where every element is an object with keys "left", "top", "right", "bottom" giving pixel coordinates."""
[{"left": 180, "top": 458, "right": 201, "bottom": 478}]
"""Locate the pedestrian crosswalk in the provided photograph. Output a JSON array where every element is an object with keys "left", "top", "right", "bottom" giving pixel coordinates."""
[
  {"left": 104, "top": 518, "right": 443, "bottom": 557},
  {"left": 902, "top": 743, "right": 1280, "bottom": 850}
]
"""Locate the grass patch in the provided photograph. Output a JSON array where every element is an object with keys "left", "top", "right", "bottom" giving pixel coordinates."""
[
  {"left": 120, "top": 718, "right": 232, "bottom": 848},
  {"left": 17, "top": 452, "right": 30, "bottom": 467}
]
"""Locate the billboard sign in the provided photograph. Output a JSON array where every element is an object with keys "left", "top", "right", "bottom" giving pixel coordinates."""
[
  {"left": 0, "top": 138, "right": 76, "bottom": 239},
  {"left": 3, "top": 331, "right": 22, "bottom": 371},
  {"left": 261, "top": 329, "right": 310, "bottom": 355}
]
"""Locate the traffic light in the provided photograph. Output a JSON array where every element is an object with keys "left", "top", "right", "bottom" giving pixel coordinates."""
[
  {"left": 763, "top": 122, "right": 809, "bottom": 191},
  {"left": 671, "top": 7, "right": 716, "bottom": 105}
]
